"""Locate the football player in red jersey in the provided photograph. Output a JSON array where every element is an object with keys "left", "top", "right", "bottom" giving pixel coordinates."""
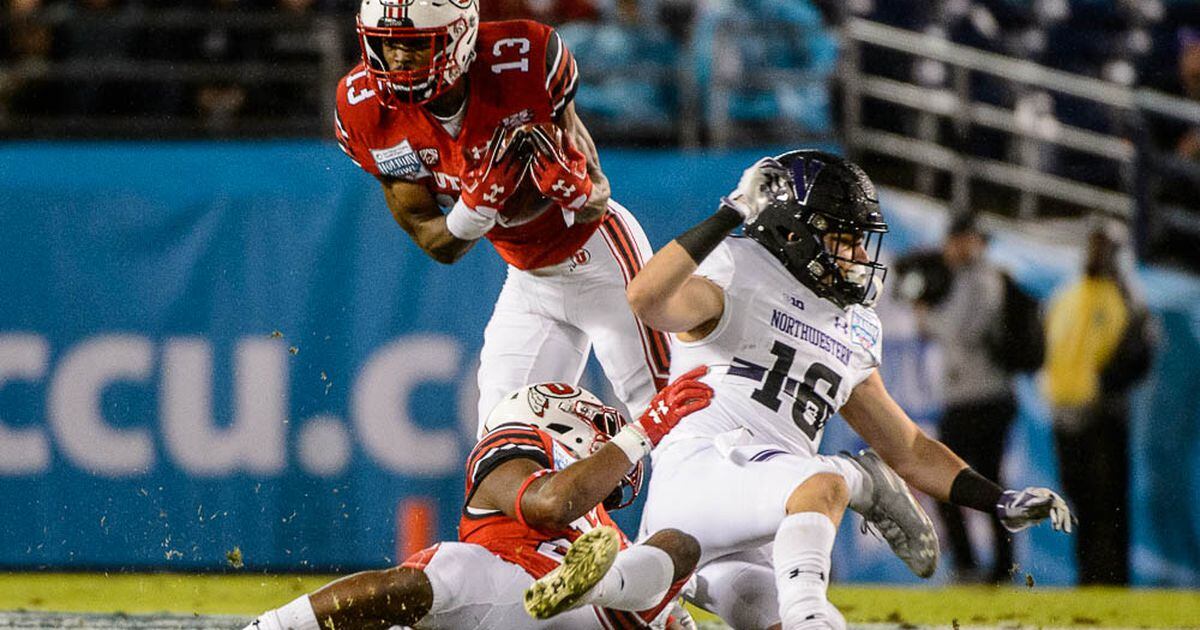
[
  {"left": 335, "top": 0, "right": 672, "bottom": 435},
  {"left": 244, "top": 370, "right": 712, "bottom": 630}
]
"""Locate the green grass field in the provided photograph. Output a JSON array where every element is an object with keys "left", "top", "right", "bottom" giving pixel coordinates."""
[{"left": 2, "top": 574, "right": 1198, "bottom": 628}]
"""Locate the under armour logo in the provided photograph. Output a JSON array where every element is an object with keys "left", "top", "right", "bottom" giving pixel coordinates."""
[
  {"left": 470, "top": 145, "right": 485, "bottom": 161},
  {"left": 648, "top": 400, "right": 670, "bottom": 424},
  {"left": 787, "top": 568, "right": 826, "bottom": 581},
  {"left": 551, "top": 179, "right": 576, "bottom": 196},
  {"left": 833, "top": 316, "right": 849, "bottom": 334},
  {"left": 483, "top": 184, "right": 505, "bottom": 203}
]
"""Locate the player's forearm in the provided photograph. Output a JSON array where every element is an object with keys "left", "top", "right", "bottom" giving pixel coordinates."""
[
  {"left": 522, "top": 445, "right": 632, "bottom": 529},
  {"left": 580, "top": 168, "right": 611, "bottom": 219},
  {"left": 410, "top": 217, "right": 475, "bottom": 264},
  {"left": 889, "top": 432, "right": 968, "bottom": 503}
]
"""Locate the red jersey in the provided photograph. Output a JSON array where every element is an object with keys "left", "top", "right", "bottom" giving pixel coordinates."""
[
  {"left": 452, "top": 424, "right": 687, "bottom": 627},
  {"left": 458, "top": 423, "right": 627, "bottom": 579},
  {"left": 334, "top": 20, "right": 600, "bottom": 270}
]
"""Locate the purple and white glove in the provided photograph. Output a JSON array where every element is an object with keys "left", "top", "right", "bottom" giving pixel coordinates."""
[
  {"left": 721, "top": 157, "right": 790, "bottom": 224},
  {"left": 996, "top": 487, "right": 1074, "bottom": 533}
]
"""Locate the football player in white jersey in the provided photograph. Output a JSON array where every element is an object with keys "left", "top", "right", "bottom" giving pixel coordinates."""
[{"left": 624, "top": 151, "right": 1073, "bottom": 630}]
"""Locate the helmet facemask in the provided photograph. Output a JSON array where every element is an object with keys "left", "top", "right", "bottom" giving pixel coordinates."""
[
  {"left": 809, "top": 217, "right": 887, "bottom": 307},
  {"left": 356, "top": 0, "right": 479, "bottom": 107}
]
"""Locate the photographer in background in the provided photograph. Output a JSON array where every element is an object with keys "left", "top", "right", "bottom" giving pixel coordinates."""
[
  {"left": 1043, "top": 221, "right": 1156, "bottom": 585},
  {"left": 900, "top": 214, "right": 1029, "bottom": 584}
]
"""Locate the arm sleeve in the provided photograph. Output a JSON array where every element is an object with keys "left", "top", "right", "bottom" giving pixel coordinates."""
[{"left": 544, "top": 28, "right": 580, "bottom": 119}]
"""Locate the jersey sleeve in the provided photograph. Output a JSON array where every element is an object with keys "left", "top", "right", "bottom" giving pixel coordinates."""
[
  {"left": 465, "top": 424, "right": 553, "bottom": 491},
  {"left": 847, "top": 305, "right": 883, "bottom": 387},
  {"left": 333, "top": 74, "right": 382, "bottom": 177},
  {"left": 544, "top": 28, "right": 580, "bottom": 119},
  {"left": 333, "top": 107, "right": 374, "bottom": 174}
]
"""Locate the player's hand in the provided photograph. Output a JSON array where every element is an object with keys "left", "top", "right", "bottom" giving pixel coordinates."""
[
  {"left": 996, "top": 487, "right": 1074, "bottom": 533},
  {"left": 525, "top": 123, "right": 594, "bottom": 211},
  {"left": 460, "top": 124, "right": 533, "bottom": 215},
  {"left": 609, "top": 367, "right": 712, "bottom": 464},
  {"left": 721, "top": 156, "right": 789, "bottom": 224},
  {"left": 635, "top": 366, "right": 713, "bottom": 446}
]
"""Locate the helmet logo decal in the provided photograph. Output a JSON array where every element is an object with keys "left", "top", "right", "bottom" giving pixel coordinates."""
[
  {"left": 379, "top": 0, "right": 409, "bottom": 26},
  {"left": 525, "top": 388, "right": 550, "bottom": 417},
  {"left": 791, "top": 157, "right": 825, "bottom": 206},
  {"left": 537, "top": 383, "right": 577, "bottom": 397}
]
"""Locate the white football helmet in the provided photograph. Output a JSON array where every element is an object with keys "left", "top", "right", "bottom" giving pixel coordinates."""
[
  {"left": 483, "top": 383, "right": 644, "bottom": 510},
  {"left": 357, "top": 0, "right": 480, "bottom": 107}
]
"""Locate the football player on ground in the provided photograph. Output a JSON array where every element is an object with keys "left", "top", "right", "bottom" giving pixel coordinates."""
[
  {"left": 244, "top": 370, "right": 712, "bottom": 630},
  {"left": 335, "top": 0, "right": 671, "bottom": 434},
  {"left": 620, "top": 151, "right": 1073, "bottom": 630}
]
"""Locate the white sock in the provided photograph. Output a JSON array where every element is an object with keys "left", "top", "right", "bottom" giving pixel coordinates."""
[
  {"left": 827, "top": 456, "right": 870, "bottom": 512},
  {"left": 773, "top": 512, "right": 840, "bottom": 630},
  {"left": 243, "top": 595, "right": 318, "bottom": 630},
  {"left": 583, "top": 544, "right": 675, "bottom": 611}
]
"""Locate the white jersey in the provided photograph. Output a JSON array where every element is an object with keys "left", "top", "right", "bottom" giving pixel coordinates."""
[{"left": 664, "top": 237, "right": 882, "bottom": 457}]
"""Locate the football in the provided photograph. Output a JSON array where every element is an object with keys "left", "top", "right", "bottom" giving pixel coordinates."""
[{"left": 498, "top": 169, "right": 555, "bottom": 228}]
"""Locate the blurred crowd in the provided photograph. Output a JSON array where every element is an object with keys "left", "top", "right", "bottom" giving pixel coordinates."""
[
  {"left": 1, "top": 0, "right": 348, "bottom": 134},
  {"left": 0, "top": 0, "right": 842, "bottom": 141},
  {"left": 5, "top": 1, "right": 1200, "bottom": 156},
  {"left": 853, "top": 0, "right": 1200, "bottom": 271}
]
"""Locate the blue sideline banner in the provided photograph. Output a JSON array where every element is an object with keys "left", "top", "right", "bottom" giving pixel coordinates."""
[{"left": 0, "top": 143, "right": 1197, "bottom": 586}]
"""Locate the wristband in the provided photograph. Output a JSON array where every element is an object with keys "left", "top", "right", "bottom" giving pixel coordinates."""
[
  {"left": 446, "top": 198, "right": 497, "bottom": 241},
  {"left": 675, "top": 206, "right": 743, "bottom": 264},
  {"left": 949, "top": 467, "right": 1004, "bottom": 514},
  {"left": 514, "top": 468, "right": 554, "bottom": 528},
  {"left": 610, "top": 424, "right": 652, "bottom": 466}
]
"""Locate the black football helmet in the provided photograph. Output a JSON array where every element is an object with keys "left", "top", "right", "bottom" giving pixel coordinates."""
[{"left": 743, "top": 150, "right": 888, "bottom": 308}]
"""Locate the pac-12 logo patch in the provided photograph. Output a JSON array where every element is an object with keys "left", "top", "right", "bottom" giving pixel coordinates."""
[
  {"left": 371, "top": 139, "right": 425, "bottom": 178},
  {"left": 418, "top": 147, "right": 440, "bottom": 166}
]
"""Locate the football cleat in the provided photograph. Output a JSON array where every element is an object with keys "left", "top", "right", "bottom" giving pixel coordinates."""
[
  {"left": 524, "top": 526, "right": 620, "bottom": 619},
  {"left": 844, "top": 449, "right": 939, "bottom": 579}
]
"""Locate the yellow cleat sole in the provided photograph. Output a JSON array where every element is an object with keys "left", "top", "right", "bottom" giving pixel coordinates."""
[{"left": 524, "top": 526, "right": 621, "bottom": 620}]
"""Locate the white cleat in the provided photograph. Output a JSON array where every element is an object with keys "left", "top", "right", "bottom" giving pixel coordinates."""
[
  {"left": 844, "top": 449, "right": 940, "bottom": 579},
  {"left": 524, "top": 526, "right": 620, "bottom": 619}
]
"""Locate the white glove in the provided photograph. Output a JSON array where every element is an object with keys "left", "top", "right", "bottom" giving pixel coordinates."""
[
  {"left": 650, "top": 599, "right": 697, "bottom": 630},
  {"left": 996, "top": 487, "right": 1074, "bottom": 533},
  {"left": 721, "top": 157, "right": 789, "bottom": 224}
]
